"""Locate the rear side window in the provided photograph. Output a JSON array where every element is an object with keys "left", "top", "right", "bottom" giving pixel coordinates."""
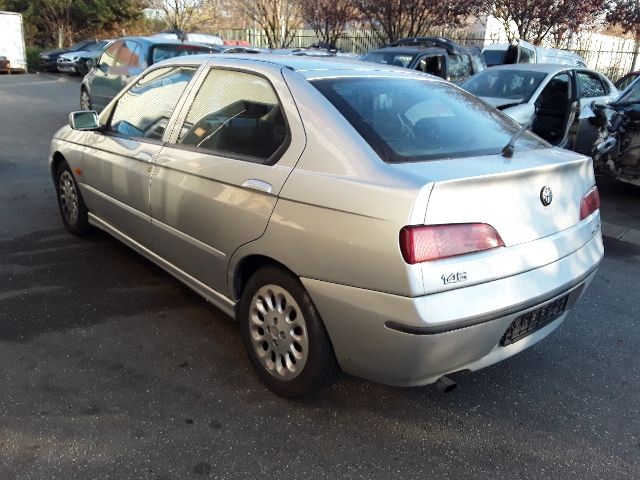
[
  {"left": 109, "top": 66, "right": 197, "bottom": 140},
  {"left": 151, "top": 44, "right": 211, "bottom": 64},
  {"left": 176, "top": 69, "right": 288, "bottom": 162},
  {"left": 447, "top": 54, "right": 472, "bottom": 83},
  {"left": 577, "top": 71, "right": 608, "bottom": 97},
  {"left": 312, "top": 77, "right": 545, "bottom": 163}
]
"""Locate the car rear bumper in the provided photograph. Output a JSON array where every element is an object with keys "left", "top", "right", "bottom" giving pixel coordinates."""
[{"left": 302, "top": 230, "right": 603, "bottom": 387}]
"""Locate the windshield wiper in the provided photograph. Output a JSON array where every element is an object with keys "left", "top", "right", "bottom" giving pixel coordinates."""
[{"left": 501, "top": 124, "right": 528, "bottom": 157}]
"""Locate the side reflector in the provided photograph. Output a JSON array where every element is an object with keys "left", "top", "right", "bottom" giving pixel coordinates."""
[
  {"left": 579, "top": 186, "right": 600, "bottom": 220},
  {"left": 400, "top": 223, "right": 505, "bottom": 264},
  {"left": 74, "top": 168, "right": 82, "bottom": 176}
]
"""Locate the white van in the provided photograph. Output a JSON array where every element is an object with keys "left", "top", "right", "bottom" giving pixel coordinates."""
[
  {"left": 0, "top": 11, "right": 27, "bottom": 72},
  {"left": 483, "top": 40, "right": 587, "bottom": 68}
]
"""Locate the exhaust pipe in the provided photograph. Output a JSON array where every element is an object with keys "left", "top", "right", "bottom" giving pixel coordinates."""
[{"left": 434, "top": 375, "right": 457, "bottom": 393}]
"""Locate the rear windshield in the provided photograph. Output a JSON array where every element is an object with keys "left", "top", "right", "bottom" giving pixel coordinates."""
[
  {"left": 312, "top": 77, "right": 545, "bottom": 163},
  {"left": 151, "top": 44, "right": 211, "bottom": 64},
  {"left": 462, "top": 69, "right": 547, "bottom": 102},
  {"left": 361, "top": 52, "right": 416, "bottom": 68}
]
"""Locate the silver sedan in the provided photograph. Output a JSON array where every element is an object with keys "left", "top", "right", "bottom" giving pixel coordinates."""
[
  {"left": 462, "top": 64, "right": 619, "bottom": 155},
  {"left": 50, "top": 55, "right": 603, "bottom": 397}
]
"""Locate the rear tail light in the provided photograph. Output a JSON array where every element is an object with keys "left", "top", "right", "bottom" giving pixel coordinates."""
[
  {"left": 399, "top": 223, "right": 505, "bottom": 264},
  {"left": 579, "top": 186, "right": 600, "bottom": 220}
]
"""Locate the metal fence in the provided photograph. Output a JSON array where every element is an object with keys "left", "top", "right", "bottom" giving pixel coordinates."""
[{"left": 219, "top": 28, "right": 639, "bottom": 80}]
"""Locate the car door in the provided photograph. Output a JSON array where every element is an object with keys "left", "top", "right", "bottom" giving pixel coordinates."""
[
  {"left": 90, "top": 40, "right": 122, "bottom": 110},
  {"left": 574, "top": 70, "right": 617, "bottom": 154},
  {"left": 80, "top": 65, "right": 199, "bottom": 242},
  {"left": 147, "top": 63, "right": 306, "bottom": 296}
]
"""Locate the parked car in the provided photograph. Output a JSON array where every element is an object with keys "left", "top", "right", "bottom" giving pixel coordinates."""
[
  {"left": 462, "top": 64, "right": 618, "bottom": 155},
  {"left": 614, "top": 71, "right": 640, "bottom": 92},
  {"left": 80, "top": 36, "right": 215, "bottom": 112},
  {"left": 51, "top": 55, "right": 603, "bottom": 397},
  {"left": 361, "top": 37, "right": 486, "bottom": 83},
  {"left": 39, "top": 39, "right": 104, "bottom": 72},
  {"left": 0, "top": 55, "right": 9, "bottom": 73},
  {"left": 57, "top": 39, "right": 111, "bottom": 76},
  {"left": 482, "top": 40, "right": 587, "bottom": 67}
]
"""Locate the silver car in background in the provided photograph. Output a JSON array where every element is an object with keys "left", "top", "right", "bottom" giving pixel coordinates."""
[
  {"left": 462, "top": 64, "right": 618, "bottom": 155},
  {"left": 50, "top": 56, "right": 603, "bottom": 397}
]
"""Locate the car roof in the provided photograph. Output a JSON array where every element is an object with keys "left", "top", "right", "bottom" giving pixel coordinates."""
[
  {"left": 481, "top": 63, "right": 583, "bottom": 74},
  {"left": 158, "top": 53, "right": 432, "bottom": 76},
  {"left": 116, "top": 35, "right": 211, "bottom": 46},
  {"left": 365, "top": 46, "right": 446, "bottom": 55}
]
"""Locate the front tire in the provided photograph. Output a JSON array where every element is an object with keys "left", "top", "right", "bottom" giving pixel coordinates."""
[
  {"left": 55, "top": 160, "right": 91, "bottom": 236},
  {"left": 239, "top": 266, "right": 338, "bottom": 398}
]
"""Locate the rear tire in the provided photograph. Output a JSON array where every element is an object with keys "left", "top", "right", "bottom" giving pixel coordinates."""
[
  {"left": 239, "top": 266, "right": 339, "bottom": 398},
  {"left": 55, "top": 160, "right": 91, "bottom": 236}
]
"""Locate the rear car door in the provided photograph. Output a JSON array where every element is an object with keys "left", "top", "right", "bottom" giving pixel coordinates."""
[
  {"left": 105, "top": 39, "right": 143, "bottom": 103},
  {"left": 574, "top": 70, "right": 617, "bottom": 154},
  {"left": 147, "top": 63, "right": 305, "bottom": 295},
  {"left": 80, "top": 65, "right": 198, "bottom": 242}
]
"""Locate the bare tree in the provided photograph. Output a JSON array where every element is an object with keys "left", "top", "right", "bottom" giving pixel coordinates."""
[
  {"left": 355, "top": 0, "right": 481, "bottom": 44},
  {"left": 606, "top": 0, "right": 640, "bottom": 70},
  {"left": 147, "top": 0, "right": 206, "bottom": 31},
  {"left": 299, "top": 0, "right": 357, "bottom": 48},
  {"left": 486, "top": 0, "right": 609, "bottom": 45},
  {"left": 40, "top": 0, "right": 75, "bottom": 46},
  {"left": 239, "top": 0, "right": 302, "bottom": 48}
]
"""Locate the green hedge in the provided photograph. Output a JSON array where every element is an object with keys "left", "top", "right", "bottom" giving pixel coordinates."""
[{"left": 26, "top": 46, "right": 43, "bottom": 73}]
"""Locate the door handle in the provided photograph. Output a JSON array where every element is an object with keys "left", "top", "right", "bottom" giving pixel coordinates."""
[
  {"left": 135, "top": 151, "right": 153, "bottom": 162},
  {"left": 242, "top": 179, "right": 272, "bottom": 194}
]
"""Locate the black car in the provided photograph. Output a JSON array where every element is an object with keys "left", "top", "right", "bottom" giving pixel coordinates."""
[
  {"left": 38, "top": 39, "right": 104, "bottom": 72},
  {"left": 80, "top": 36, "right": 215, "bottom": 112},
  {"left": 361, "top": 37, "right": 486, "bottom": 83}
]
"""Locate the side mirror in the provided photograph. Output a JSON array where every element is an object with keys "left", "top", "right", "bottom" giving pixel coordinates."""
[
  {"left": 87, "top": 57, "right": 97, "bottom": 69},
  {"left": 68, "top": 111, "right": 100, "bottom": 131}
]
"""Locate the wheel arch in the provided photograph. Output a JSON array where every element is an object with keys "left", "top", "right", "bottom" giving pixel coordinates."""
[
  {"left": 231, "top": 254, "right": 299, "bottom": 303},
  {"left": 50, "top": 151, "right": 67, "bottom": 183}
]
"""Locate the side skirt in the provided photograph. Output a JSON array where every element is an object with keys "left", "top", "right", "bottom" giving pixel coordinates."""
[{"left": 88, "top": 212, "right": 237, "bottom": 319}]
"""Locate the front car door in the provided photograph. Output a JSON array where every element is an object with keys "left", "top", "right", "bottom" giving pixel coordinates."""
[
  {"left": 147, "top": 61, "right": 306, "bottom": 297},
  {"left": 574, "top": 69, "right": 618, "bottom": 154},
  {"left": 80, "top": 65, "right": 199, "bottom": 241},
  {"left": 531, "top": 71, "right": 576, "bottom": 148}
]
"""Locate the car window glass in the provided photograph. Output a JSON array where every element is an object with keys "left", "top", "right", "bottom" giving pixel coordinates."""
[
  {"left": 362, "top": 52, "right": 414, "bottom": 68},
  {"left": 109, "top": 66, "right": 197, "bottom": 140},
  {"left": 416, "top": 55, "right": 445, "bottom": 77},
  {"left": 519, "top": 47, "right": 536, "bottom": 63},
  {"left": 150, "top": 44, "right": 211, "bottom": 64},
  {"left": 312, "top": 77, "right": 546, "bottom": 163},
  {"left": 463, "top": 69, "right": 547, "bottom": 102},
  {"left": 620, "top": 79, "right": 640, "bottom": 103},
  {"left": 578, "top": 71, "right": 607, "bottom": 97},
  {"left": 177, "top": 69, "right": 288, "bottom": 162},
  {"left": 99, "top": 41, "right": 120, "bottom": 68},
  {"left": 114, "top": 40, "right": 140, "bottom": 73},
  {"left": 447, "top": 54, "right": 472, "bottom": 83}
]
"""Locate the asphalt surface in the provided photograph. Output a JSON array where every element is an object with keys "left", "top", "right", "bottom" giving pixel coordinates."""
[{"left": 0, "top": 73, "right": 639, "bottom": 480}]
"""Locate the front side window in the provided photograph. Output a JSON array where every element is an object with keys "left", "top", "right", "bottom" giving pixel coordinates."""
[
  {"left": 577, "top": 71, "right": 608, "bottom": 97},
  {"left": 416, "top": 55, "right": 445, "bottom": 77},
  {"left": 519, "top": 47, "right": 536, "bottom": 63},
  {"left": 312, "top": 77, "right": 546, "bottom": 163},
  {"left": 177, "top": 69, "right": 288, "bottom": 162},
  {"left": 109, "top": 66, "right": 197, "bottom": 140}
]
